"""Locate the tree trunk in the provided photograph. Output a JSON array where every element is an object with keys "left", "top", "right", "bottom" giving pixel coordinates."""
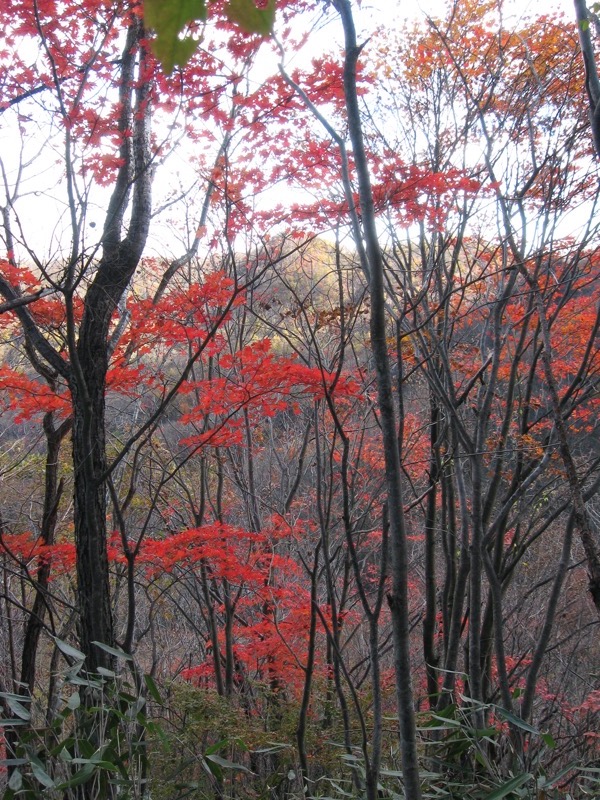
[
  {"left": 67, "top": 18, "right": 152, "bottom": 672},
  {"left": 331, "top": 2, "right": 422, "bottom": 797},
  {"left": 20, "top": 413, "right": 72, "bottom": 690},
  {"left": 70, "top": 340, "right": 117, "bottom": 672}
]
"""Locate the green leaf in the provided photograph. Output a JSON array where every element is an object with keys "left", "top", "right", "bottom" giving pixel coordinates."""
[
  {"left": 206, "top": 753, "right": 254, "bottom": 774},
  {"left": 430, "top": 703, "right": 458, "bottom": 719},
  {"left": 226, "top": 0, "right": 275, "bottom": 36},
  {"left": 30, "top": 756, "right": 55, "bottom": 789},
  {"left": 427, "top": 713, "right": 462, "bottom": 728},
  {"left": 147, "top": 720, "right": 170, "bottom": 749},
  {"left": 325, "top": 780, "right": 355, "bottom": 798},
  {"left": 144, "top": 673, "right": 163, "bottom": 704},
  {"left": 68, "top": 675, "right": 103, "bottom": 689},
  {"left": 145, "top": 0, "right": 207, "bottom": 74},
  {"left": 205, "top": 739, "right": 229, "bottom": 756},
  {"left": 54, "top": 637, "right": 86, "bottom": 662},
  {"left": 5, "top": 697, "right": 31, "bottom": 721},
  {"left": 0, "top": 692, "right": 32, "bottom": 703},
  {"left": 493, "top": 706, "right": 539, "bottom": 734},
  {"left": 482, "top": 773, "right": 532, "bottom": 800},
  {"left": 8, "top": 769, "right": 22, "bottom": 791},
  {"left": 58, "top": 746, "right": 74, "bottom": 762},
  {"left": 67, "top": 691, "right": 81, "bottom": 710},
  {"left": 539, "top": 764, "right": 577, "bottom": 789},
  {"left": 56, "top": 762, "right": 96, "bottom": 789},
  {"left": 251, "top": 743, "right": 288, "bottom": 754},
  {"left": 541, "top": 732, "right": 556, "bottom": 749},
  {"left": 91, "top": 641, "right": 133, "bottom": 660},
  {"left": 90, "top": 760, "right": 119, "bottom": 772},
  {"left": 96, "top": 667, "right": 116, "bottom": 679},
  {"left": 232, "top": 737, "right": 249, "bottom": 752},
  {"left": 155, "top": 36, "right": 200, "bottom": 75},
  {"left": 203, "top": 756, "right": 222, "bottom": 781}
]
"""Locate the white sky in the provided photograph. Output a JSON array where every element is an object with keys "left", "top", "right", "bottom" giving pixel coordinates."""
[
  {"left": 0, "top": 0, "right": 586, "bottom": 262},
  {"left": 381, "top": 0, "right": 570, "bottom": 21}
]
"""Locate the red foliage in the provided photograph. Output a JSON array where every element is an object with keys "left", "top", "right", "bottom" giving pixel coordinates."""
[{"left": 0, "top": 367, "right": 70, "bottom": 423}]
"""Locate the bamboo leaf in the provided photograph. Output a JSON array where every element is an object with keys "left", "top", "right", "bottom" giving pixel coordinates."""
[
  {"left": 30, "top": 756, "right": 56, "bottom": 789},
  {"left": 144, "top": 674, "right": 163, "bottom": 704},
  {"left": 493, "top": 706, "right": 539, "bottom": 734},
  {"left": 206, "top": 753, "right": 254, "bottom": 774},
  {"left": 54, "top": 638, "right": 85, "bottom": 662},
  {"left": 91, "top": 641, "right": 133, "bottom": 660},
  {"left": 482, "top": 773, "right": 532, "bottom": 800},
  {"left": 5, "top": 697, "right": 31, "bottom": 721},
  {"left": 56, "top": 762, "right": 96, "bottom": 789},
  {"left": 8, "top": 769, "right": 22, "bottom": 791}
]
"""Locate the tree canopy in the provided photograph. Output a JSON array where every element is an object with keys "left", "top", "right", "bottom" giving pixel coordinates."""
[{"left": 0, "top": 1, "right": 599, "bottom": 799}]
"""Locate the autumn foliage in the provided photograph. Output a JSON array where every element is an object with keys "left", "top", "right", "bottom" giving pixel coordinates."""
[{"left": 1, "top": 0, "right": 600, "bottom": 798}]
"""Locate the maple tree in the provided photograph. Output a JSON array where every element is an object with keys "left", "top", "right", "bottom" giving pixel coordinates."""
[{"left": 0, "top": 0, "right": 286, "bottom": 678}]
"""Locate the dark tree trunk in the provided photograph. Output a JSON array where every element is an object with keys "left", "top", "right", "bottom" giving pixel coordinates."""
[
  {"left": 423, "top": 396, "right": 440, "bottom": 706},
  {"left": 20, "top": 413, "right": 72, "bottom": 690},
  {"left": 332, "top": 3, "right": 422, "bottom": 797},
  {"left": 70, "top": 347, "right": 117, "bottom": 672},
  {"left": 67, "top": 18, "right": 152, "bottom": 672}
]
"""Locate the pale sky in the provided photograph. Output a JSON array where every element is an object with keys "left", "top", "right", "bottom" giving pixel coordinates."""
[{"left": 0, "top": 0, "right": 585, "bottom": 262}]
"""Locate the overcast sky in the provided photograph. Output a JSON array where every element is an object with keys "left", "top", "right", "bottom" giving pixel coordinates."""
[{"left": 0, "top": 0, "right": 584, "bottom": 262}]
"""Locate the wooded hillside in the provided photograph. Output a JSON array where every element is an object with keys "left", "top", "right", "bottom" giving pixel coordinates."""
[{"left": 0, "top": 1, "right": 599, "bottom": 798}]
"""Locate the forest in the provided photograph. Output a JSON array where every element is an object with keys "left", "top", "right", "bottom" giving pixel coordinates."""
[{"left": 0, "top": 0, "right": 599, "bottom": 798}]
